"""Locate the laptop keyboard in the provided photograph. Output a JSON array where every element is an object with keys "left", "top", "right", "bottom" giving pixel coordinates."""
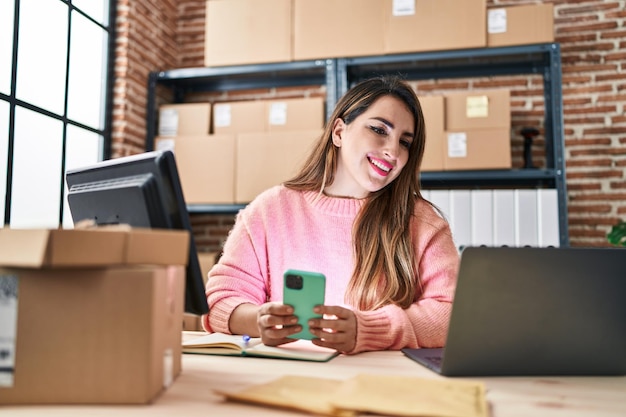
[{"left": 426, "top": 356, "right": 443, "bottom": 366}]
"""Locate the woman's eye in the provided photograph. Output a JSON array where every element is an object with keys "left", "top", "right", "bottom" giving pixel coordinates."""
[
  {"left": 370, "top": 125, "right": 386, "bottom": 135},
  {"left": 400, "top": 139, "right": 411, "bottom": 149}
]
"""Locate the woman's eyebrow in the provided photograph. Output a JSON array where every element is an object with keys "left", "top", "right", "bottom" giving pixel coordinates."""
[{"left": 371, "top": 116, "right": 394, "bottom": 128}]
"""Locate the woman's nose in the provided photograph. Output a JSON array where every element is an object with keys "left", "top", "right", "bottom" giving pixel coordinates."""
[{"left": 383, "top": 138, "right": 400, "bottom": 159}]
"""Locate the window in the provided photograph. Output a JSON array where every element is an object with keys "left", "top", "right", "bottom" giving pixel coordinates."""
[{"left": 0, "top": 0, "right": 113, "bottom": 228}]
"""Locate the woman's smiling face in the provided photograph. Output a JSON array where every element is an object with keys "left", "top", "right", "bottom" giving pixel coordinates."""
[{"left": 325, "top": 95, "right": 415, "bottom": 199}]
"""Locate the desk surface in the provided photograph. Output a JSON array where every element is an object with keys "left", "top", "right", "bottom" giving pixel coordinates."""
[{"left": 2, "top": 348, "right": 625, "bottom": 416}]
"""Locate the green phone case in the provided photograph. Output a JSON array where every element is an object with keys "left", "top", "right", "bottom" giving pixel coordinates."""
[{"left": 283, "top": 269, "right": 326, "bottom": 340}]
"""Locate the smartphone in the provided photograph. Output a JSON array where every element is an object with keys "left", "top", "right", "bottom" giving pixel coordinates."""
[{"left": 283, "top": 269, "right": 326, "bottom": 340}]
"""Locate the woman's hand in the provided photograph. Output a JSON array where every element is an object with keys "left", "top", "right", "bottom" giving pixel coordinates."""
[
  {"left": 308, "top": 305, "right": 357, "bottom": 353},
  {"left": 256, "top": 302, "right": 301, "bottom": 346},
  {"left": 235, "top": 302, "right": 357, "bottom": 352}
]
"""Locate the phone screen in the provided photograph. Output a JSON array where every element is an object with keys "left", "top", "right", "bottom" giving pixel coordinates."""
[{"left": 283, "top": 269, "right": 326, "bottom": 340}]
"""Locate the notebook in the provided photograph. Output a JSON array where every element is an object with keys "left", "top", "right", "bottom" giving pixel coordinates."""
[
  {"left": 402, "top": 246, "right": 626, "bottom": 376},
  {"left": 182, "top": 332, "right": 339, "bottom": 362}
]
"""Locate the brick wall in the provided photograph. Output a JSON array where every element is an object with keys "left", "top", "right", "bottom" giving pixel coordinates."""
[
  {"left": 113, "top": 0, "right": 178, "bottom": 157},
  {"left": 547, "top": 0, "right": 626, "bottom": 246},
  {"left": 113, "top": 0, "right": 626, "bottom": 250}
]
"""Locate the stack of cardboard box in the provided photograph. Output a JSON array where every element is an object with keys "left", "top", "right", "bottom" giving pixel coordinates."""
[
  {"left": 163, "top": 1, "right": 554, "bottom": 200},
  {"left": 443, "top": 89, "right": 512, "bottom": 170},
  {"left": 419, "top": 89, "right": 512, "bottom": 171},
  {"left": 0, "top": 227, "right": 189, "bottom": 404},
  {"left": 156, "top": 102, "right": 238, "bottom": 205},
  {"left": 203, "top": 0, "right": 554, "bottom": 67},
  {"left": 419, "top": 95, "right": 446, "bottom": 172},
  {"left": 156, "top": 97, "right": 324, "bottom": 205}
]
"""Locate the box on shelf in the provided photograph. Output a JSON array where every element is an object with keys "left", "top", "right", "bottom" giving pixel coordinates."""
[
  {"left": 487, "top": 3, "right": 554, "bottom": 47},
  {"left": 418, "top": 95, "right": 445, "bottom": 172},
  {"left": 158, "top": 103, "right": 211, "bottom": 137},
  {"left": 443, "top": 89, "right": 512, "bottom": 171},
  {"left": 235, "top": 129, "right": 322, "bottom": 203},
  {"left": 293, "top": 0, "right": 385, "bottom": 60},
  {"left": 0, "top": 227, "right": 188, "bottom": 405},
  {"left": 205, "top": 0, "right": 292, "bottom": 67},
  {"left": 384, "top": 0, "right": 486, "bottom": 55},
  {"left": 213, "top": 101, "right": 267, "bottom": 134},
  {"left": 444, "top": 89, "right": 511, "bottom": 131},
  {"left": 213, "top": 97, "right": 325, "bottom": 135},
  {"left": 443, "top": 128, "right": 512, "bottom": 171},
  {"left": 156, "top": 134, "right": 236, "bottom": 205},
  {"left": 267, "top": 97, "right": 325, "bottom": 132}
]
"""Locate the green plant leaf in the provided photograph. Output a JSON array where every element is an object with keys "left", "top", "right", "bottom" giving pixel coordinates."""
[{"left": 607, "top": 221, "right": 626, "bottom": 247}]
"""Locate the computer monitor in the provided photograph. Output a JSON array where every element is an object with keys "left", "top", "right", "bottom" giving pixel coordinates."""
[{"left": 65, "top": 150, "right": 209, "bottom": 316}]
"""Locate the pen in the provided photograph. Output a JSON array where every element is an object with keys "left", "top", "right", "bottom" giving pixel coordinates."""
[{"left": 242, "top": 334, "right": 251, "bottom": 349}]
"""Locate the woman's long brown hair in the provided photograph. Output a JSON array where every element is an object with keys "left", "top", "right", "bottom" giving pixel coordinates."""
[{"left": 283, "top": 76, "right": 426, "bottom": 310}]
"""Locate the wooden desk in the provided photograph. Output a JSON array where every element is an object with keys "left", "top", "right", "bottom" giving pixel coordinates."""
[{"left": 2, "top": 350, "right": 625, "bottom": 416}]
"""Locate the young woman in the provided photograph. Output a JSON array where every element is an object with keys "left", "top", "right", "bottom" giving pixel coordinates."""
[{"left": 203, "top": 76, "right": 459, "bottom": 354}]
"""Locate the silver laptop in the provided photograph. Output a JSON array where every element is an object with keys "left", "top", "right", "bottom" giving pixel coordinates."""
[{"left": 402, "top": 246, "right": 626, "bottom": 376}]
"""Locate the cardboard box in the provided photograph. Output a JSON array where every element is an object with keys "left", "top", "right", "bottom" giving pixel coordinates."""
[
  {"left": 214, "top": 98, "right": 325, "bottom": 135},
  {"left": 157, "top": 134, "right": 236, "bottom": 204},
  {"left": 487, "top": 3, "right": 554, "bottom": 47},
  {"left": 235, "top": 130, "right": 322, "bottom": 203},
  {"left": 0, "top": 228, "right": 188, "bottom": 405},
  {"left": 155, "top": 135, "right": 175, "bottom": 152},
  {"left": 444, "top": 89, "right": 511, "bottom": 131},
  {"left": 384, "top": 0, "right": 486, "bottom": 55},
  {"left": 205, "top": 0, "right": 292, "bottom": 67},
  {"left": 183, "top": 313, "right": 203, "bottom": 332},
  {"left": 213, "top": 101, "right": 267, "bottom": 134},
  {"left": 0, "top": 228, "right": 189, "bottom": 269},
  {"left": 267, "top": 97, "right": 325, "bottom": 132},
  {"left": 419, "top": 95, "right": 445, "bottom": 172},
  {"left": 198, "top": 251, "right": 220, "bottom": 281},
  {"left": 293, "top": 0, "right": 385, "bottom": 60},
  {"left": 158, "top": 103, "right": 211, "bottom": 137},
  {"left": 443, "top": 128, "right": 512, "bottom": 170}
]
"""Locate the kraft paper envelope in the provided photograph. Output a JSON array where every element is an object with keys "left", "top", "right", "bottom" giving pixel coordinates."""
[
  {"left": 216, "top": 375, "right": 357, "bottom": 417},
  {"left": 329, "top": 374, "right": 488, "bottom": 417},
  {"left": 216, "top": 373, "right": 487, "bottom": 417}
]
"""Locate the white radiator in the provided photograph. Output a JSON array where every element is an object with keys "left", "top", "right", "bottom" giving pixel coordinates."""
[{"left": 423, "top": 189, "right": 560, "bottom": 249}]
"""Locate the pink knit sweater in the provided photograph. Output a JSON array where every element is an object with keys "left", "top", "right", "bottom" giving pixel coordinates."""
[{"left": 203, "top": 185, "right": 459, "bottom": 353}]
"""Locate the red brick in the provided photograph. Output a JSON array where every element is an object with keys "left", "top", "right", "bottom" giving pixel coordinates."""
[
  {"left": 567, "top": 170, "right": 624, "bottom": 179},
  {"left": 570, "top": 192, "right": 626, "bottom": 201},
  {"left": 568, "top": 203, "right": 612, "bottom": 213},
  {"left": 567, "top": 158, "right": 613, "bottom": 167},
  {"left": 564, "top": 137, "right": 612, "bottom": 147},
  {"left": 567, "top": 183, "right": 602, "bottom": 191}
]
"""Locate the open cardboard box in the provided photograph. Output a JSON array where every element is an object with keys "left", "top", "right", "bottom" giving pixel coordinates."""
[{"left": 0, "top": 227, "right": 189, "bottom": 405}]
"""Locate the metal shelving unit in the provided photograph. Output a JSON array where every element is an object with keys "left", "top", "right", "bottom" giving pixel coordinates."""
[
  {"left": 337, "top": 43, "right": 567, "bottom": 244},
  {"left": 146, "top": 59, "right": 337, "bottom": 151},
  {"left": 146, "top": 43, "right": 568, "bottom": 245}
]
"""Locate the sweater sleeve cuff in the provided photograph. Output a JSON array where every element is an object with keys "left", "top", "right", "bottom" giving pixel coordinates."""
[
  {"left": 203, "top": 297, "right": 250, "bottom": 334},
  {"left": 350, "top": 309, "right": 392, "bottom": 354}
]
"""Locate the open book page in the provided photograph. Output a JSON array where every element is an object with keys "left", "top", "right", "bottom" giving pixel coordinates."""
[
  {"left": 182, "top": 332, "right": 262, "bottom": 355},
  {"left": 182, "top": 332, "right": 339, "bottom": 362},
  {"left": 246, "top": 339, "right": 339, "bottom": 362}
]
